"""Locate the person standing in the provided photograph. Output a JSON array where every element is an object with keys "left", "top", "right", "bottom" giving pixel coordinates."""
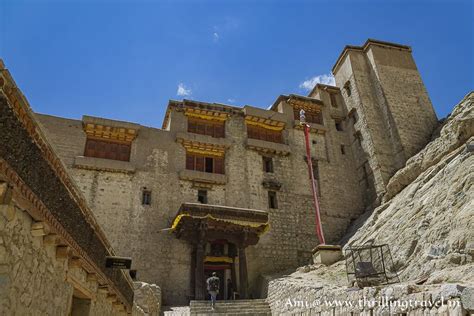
[{"left": 206, "top": 272, "right": 220, "bottom": 310}]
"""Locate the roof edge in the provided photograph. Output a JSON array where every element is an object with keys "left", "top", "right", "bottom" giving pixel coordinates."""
[{"left": 332, "top": 38, "right": 412, "bottom": 74}]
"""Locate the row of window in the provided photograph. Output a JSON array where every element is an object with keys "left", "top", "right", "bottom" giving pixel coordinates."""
[
  {"left": 188, "top": 118, "right": 225, "bottom": 138},
  {"left": 84, "top": 138, "right": 131, "bottom": 161},
  {"left": 83, "top": 116, "right": 346, "bottom": 164},
  {"left": 247, "top": 125, "right": 283, "bottom": 143},
  {"left": 185, "top": 153, "right": 225, "bottom": 174}
]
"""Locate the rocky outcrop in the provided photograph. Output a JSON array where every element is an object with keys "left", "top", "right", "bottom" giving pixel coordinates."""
[
  {"left": 133, "top": 282, "right": 161, "bottom": 316},
  {"left": 265, "top": 92, "right": 474, "bottom": 315}
]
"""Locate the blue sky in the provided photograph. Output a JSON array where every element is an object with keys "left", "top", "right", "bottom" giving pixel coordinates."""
[{"left": 0, "top": 0, "right": 472, "bottom": 128}]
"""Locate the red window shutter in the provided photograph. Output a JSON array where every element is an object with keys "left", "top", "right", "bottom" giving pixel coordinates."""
[
  {"left": 215, "top": 124, "right": 224, "bottom": 138},
  {"left": 205, "top": 123, "right": 214, "bottom": 136},
  {"left": 196, "top": 122, "right": 206, "bottom": 135},
  {"left": 195, "top": 156, "right": 205, "bottom": 172},
  {"left": 214, "top": 157, "right": 224, "bottom": 174},
  {"left": 186, "top": 154, "right": 195, "bottom": 170},
  {"left": 188, "top": 120, "right": 196, "bottom": 133}
]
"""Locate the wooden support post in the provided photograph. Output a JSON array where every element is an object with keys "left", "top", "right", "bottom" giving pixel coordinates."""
[
  {"left": 195, "top": 243, "right": 205, "bottom": 300},
  {"left": 238, "top": 246, "right": 248, "bottom": 299}
]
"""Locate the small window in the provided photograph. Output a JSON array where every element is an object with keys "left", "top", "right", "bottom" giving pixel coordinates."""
[
  {"left": 344, "top": 81, "right": 352, "bottom": 97},
  {"left": 198, "top": 190, "right": 208, "bottom": 204},
  {"left": 335, "top": 120, "right": 343, "bottom": 131},
  {"left": 142, "top": 190, "right": 152, "bottom": 205},
  {"left": 262, "top": 156, "right": 274, "bottom": 173},
  {"left": 268, "top": 191, "right": 278, "bottom": 209},
  {"left": 330, "top": 93, "right": 338, "bottom": 107},
  {"left": 70, "top": 290, "right": 91, "bottom": 316},
  {"left": 340, "top": 145, "right": 346, "bottom": 155}
]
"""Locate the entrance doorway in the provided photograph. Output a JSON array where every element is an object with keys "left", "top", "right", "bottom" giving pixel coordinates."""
[{"left": 204, "top": 267, "right": 226, "bottom": 300}]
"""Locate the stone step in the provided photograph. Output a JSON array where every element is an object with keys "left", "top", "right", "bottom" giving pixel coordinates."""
[{"left": 189, "top": 299, "right": 272, "bottom": 316}]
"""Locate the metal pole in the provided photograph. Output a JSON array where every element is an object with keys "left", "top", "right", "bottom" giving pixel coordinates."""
[{"left": 300, "top": 109, "right": 326, "bottom": 245}]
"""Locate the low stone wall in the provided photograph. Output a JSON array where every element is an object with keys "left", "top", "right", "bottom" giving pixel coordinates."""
[
  {"left": 133, "top": 281, "right": 162, "bottom": 316},
  {"left": 0, "top": 189, "right": 129, "bottom": 315},
  {"left": 266, "top": 277, "right": 473, "bottom": 315}
]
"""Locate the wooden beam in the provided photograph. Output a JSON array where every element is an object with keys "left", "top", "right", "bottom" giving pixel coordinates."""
[
  {"left": 0, "top": 182, "right": 15, "bottom": 221},
  {"left": 68, "top": 258, "right": 82, "bottom": 269},
  {"left": 87, "top": 273, "right": 98, "bottom": 282},
  {"left": 31, "top": 222, "right": 50, "bottom": 237},
  {"left": 43, "top": 234, "right": 58, "bottom": 246},
  {"left": 97, "top": 285, "right": 109, "bottom": 294},
  {"left": 56, "top": 246, "right": 69, "bottom": 260},
  {"left": 106, "top": 293, "right": 117, "bottom": 303}
]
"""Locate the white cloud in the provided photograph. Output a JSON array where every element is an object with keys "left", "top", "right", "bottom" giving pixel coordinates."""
[
  {"left": 227, "top": 98, "right": 235, "bottom": 103},
  {"left": 177, "top": 83, "right": 192, "bottom": 97},
  {"left": 213, "top": 32, "right": 219, "bottom": 42},
  {"left": 299, "top": 73, "right": 336, "bottom": 91}
]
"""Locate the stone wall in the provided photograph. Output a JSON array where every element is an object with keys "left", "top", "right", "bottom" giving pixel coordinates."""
[{"left": 0, "top": 191, "right": 130, "bottom": 315}]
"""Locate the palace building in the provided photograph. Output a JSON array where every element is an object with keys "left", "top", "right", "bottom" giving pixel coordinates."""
[{"left": 0, "top": 39, "right": 438, "bottom": 308}]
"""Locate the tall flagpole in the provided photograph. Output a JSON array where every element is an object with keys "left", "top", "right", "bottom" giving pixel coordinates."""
[{"left": 300, "top": 109, "right": 326, "bottom": 245}]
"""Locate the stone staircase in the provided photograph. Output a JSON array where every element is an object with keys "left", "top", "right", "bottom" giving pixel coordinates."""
[{"left": 189, "top": 299, "right": 272, "bottom": 315}]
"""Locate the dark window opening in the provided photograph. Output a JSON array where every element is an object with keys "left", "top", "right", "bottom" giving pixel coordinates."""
[
  {"left": 263, "top": 156, "right": 274, "bottom": 173},
  {"left": 84, "top": 138, "right": 131, "bottom": 162},
  {"left": 210, "top": 243, "right": 225, "bottom": 256},
  {"left": 335, "top": 120, "right": 343, "bottom": 131},
  {"left": 268, "top": 191, "right": 278, "bottom": 209},
  {"left": 70, "top": 291, "right": 91, "bottom": 316},
  {"left": 186, "top": 153, "right": 225, "bottom": 174},
  {"left": 344, "top": 81, "right": 352, "bottom": 97},
  {"left": 188, "top": 118, "right": 225, "bottom": 138},
  {"left": 142, "top": 190, "right": 152, "bottom": 205},
  {"left": 205, "top": 157, "right": 214, "bottom": 173},
  {"left": 198, "top": 190, "right": 208, "bottom": 204},
  {"left": 341, "top": 145, "right": 346, "bottom": 155},
  {"left": 330, "top": 93, "right": 338, "bottom": 107}
]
